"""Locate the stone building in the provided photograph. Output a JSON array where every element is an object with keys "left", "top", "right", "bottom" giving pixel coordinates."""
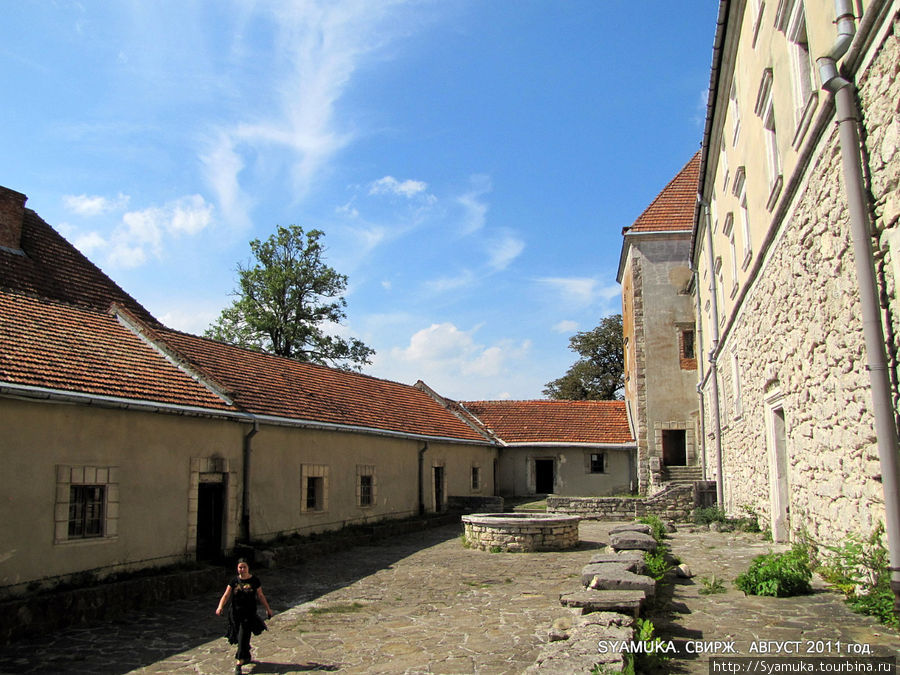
[
  {"left": 692, "top": 0, "right": 900, "bottom": 552},
  {"left": 618, "top": 154, "right": 703, "bottom": 494}
]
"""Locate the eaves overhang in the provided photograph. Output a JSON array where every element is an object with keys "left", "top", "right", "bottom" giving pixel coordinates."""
[{"left": 0, "top": 382, "right": 497, "bottom": 447}]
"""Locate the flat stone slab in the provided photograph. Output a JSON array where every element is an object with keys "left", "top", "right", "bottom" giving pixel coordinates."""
[
  {"left": 581, "top": 563, "right": 656, "bottom": 596},
  {"left": 610, "top": 530, "right": 657, "bottom": 552},
  {"left": 525, "top": 623, "right": 632, "bottom": 674},
  {"left": 608, "top": 522, "right": 652, "bottom": 535},
  {"left": 559, "top": 589, "right": 646, "bottom": 617},
  {"left": 588, "top": 549, "right": 646, "bottom": 566}
]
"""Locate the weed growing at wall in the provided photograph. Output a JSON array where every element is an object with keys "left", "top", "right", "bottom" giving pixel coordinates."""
[
  {"left": 818, "top": 523, "right": 898, "bottom": 629},
  {"left": 638, "top": 515, "right": 666, "bottom": 541},
  {"left": 735, "top": 545, "right": 812, "bottom": 597}
]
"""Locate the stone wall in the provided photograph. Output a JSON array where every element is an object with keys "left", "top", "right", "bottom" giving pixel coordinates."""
[
  {"left": 462, "top": 514, "right": 580, "bottom": 552},
  {"left": 547, "top": 482, "right": 702, "bottom": 522},
  {"left": 705, "top": 14, "right": 900, "bottom": 547},
  {"left": 447, "top": 495, "right": 505, "bottom": 513}
]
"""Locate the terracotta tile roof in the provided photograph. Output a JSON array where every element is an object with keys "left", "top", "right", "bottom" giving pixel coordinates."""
[
  {"left": 0, "top": 209, "right": 158, "bottom": 325},
  {"left": 625, "top": 153, "right": 700, "bottom": 233},
  {"left": 459, "top": 400, "right": 634, "bottom": 445},
  {"left": 153, "top": 328, "right": 491, "bottom": 442},
  {"left": 0, "top": 290, "right": 233, "bottom": 410}
]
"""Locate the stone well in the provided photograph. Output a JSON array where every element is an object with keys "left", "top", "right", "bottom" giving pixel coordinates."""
[{"left": 461, "top": 513, "right": 580, "bottom": 552}]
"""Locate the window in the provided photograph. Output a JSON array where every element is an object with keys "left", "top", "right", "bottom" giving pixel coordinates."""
[
  {"left": 724, "top": 213, "right": 738, "bottom": 297},
  {"left": 68, "top": 485, "right": 105, "bottom": 538},
  {"left": 729, "top": 80, "right": 741, "bottom": 145},
  {"left": 359, "top": 475, "right": 373, "bottom": 507},
  {"left": 301, "top": 464, "right": 329, "bottom": 513},
  {"left": 356, "top": 464, "right": 376, "bottom": 507},
  {"left": 55, "top": 465, "right": 118, "bottom": 544},
  {"left": 733, "top": 168, "right": 753, "bottom": 268},
  {"left": 731, "top": 351, "right": 744, "bottom": 419},
  {"left": 589, "top": 452, "right": 608, "bottom": 474},
  {"left": 679, "top": 326, "right": 697, "bottom": 370},
  {"left": 471, "top": 466, "right": 481, "bottom": 490},
  {"left": 755, "top": 69, "right": 783, "bottom": 207}
]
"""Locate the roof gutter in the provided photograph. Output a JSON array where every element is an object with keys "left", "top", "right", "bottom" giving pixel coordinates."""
[
  {"left": 501, "top": 442, "right": 636, "bottom": 450},
  {"left": 816, "top": 0, "right": 900, "bottom": 617}
]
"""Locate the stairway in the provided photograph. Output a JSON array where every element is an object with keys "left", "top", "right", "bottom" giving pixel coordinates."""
[{"left": 661, "top": 465, "right": 703, "bottom": 483}]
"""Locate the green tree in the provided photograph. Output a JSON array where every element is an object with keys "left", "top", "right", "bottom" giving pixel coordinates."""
[
  {"left": 543, "top": 314, "right": 624, "bottom": 400},
  {"left": 205, "top": 225, "right": 374, "bottom": 371}
]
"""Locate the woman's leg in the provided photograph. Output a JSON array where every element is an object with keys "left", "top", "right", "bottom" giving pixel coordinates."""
[{"left": 235, "top": 620, "right": 252, "bottom": 663}]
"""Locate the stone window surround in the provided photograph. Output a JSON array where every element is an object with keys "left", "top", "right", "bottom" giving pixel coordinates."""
[
  {"left": 55, "top": 464, "right": 119, "bottom": 546},
  {"left": 187, "top": 456, "right": 238, "bottom": 556},
  {"left": 301, "top": 463, "right": 330, "bottom": 513}
]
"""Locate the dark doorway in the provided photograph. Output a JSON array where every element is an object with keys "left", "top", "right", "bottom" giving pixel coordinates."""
[
  {"left": 535, "top": 459, "right": 554, "bottom": 494},
  {"left": 433, "top": 466, "right": 445, "bottom": 512},
  {"left": 662, "top": 430, "right": 687, "bottom": 466},
  {"left": 197, "top": 482, "right": 224, "bottom": 561}
]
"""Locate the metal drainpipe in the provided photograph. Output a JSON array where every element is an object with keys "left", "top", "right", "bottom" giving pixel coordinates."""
[
  {"left": 241, "top": 419, "right": 259, "bottom": 543},
  {"left": 693, "top": 270, "right": 709, "bottom": 481},
  {"left": 817, "top": 0, "right": 900, "bottom": 615},
  {"left": 700, "top": 197, "right": 725, "bottom": 507},
  {"left": 418, "top": 442, "right": 428, "bottom": 515}
]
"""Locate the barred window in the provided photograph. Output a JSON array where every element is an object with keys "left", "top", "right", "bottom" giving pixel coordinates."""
[
  {"left": 306, "top": 476, "right": 323, "bottom": 511},
  {"left": 590, "top": 453, "right": 607, "bottom": 474},
  {"left": 68, "top": 485, "right": 106, "bottom": 539},
  {"left": 359, "top": 475, "right": 373, "bottom": 507},
  {"left": 471, "top": 466, "right": 481, "bottom": 490}
]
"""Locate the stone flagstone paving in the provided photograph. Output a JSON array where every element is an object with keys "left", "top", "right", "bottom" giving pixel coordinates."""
[{"left": 0, "top": 521, "right": 898, "bottom": 674}]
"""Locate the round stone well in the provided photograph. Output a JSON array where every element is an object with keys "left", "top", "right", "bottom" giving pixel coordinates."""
[{"left": 461, "top": 512, "right": 580, "bottom": 552}]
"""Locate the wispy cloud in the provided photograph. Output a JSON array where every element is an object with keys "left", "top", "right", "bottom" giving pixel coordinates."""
[
  {"left": 536, "top": 276, "right": 620, "bottom": 309},
  {"left": 63, "top": 193, "right": 130, "bottom": 217},
  {"left": 201, "top": 1, "right": 418, "bottom": 227},
  {"left": 456, "top": 174, "right": 491, "bottom": 234},
  {"left": 485, "top": 230, "right": 525, "bottom": 271},
  {"left": 369, "top": 176, "right": 431, "bottom": 199},
  {"left": 553, "top": 320, "right": 579, "bottom": 333}
]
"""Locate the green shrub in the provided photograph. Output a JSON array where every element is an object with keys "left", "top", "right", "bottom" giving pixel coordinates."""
[
  {"left": 735, "top": 545, "right": 812, "bottom": 597},
  {"left": 693, "top": 506, "right": 728, "bottom": 525},
  {"left": 637, "top": 515, "right": 665, "bottom": 542},
  {"left": 644, "top": 545, "right": 673, "bottom": 581},
  {"left": 818, "top": 524, "right": 898, "bottom": 629}
]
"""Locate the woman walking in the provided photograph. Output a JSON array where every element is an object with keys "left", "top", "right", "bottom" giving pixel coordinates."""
[{"left": 216, "top": 558, "right": 273, "bottom": 674}]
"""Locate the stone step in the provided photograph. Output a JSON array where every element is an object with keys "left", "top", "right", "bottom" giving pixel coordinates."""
[
  {"left": 581, "top": 563, "right": 656, "bottom": 596},
  {"left": 559, "top": 589, "right": 646, "bottom": 617}
]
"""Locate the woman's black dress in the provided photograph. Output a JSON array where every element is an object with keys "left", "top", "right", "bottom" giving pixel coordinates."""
[{"left": 225, "top": 575, "right": 267, "bottom": 661}]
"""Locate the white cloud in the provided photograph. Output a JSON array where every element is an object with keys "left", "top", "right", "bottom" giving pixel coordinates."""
[
  {"left": 423, "top": 269, "right": 477, "bottom": 293},
  {"left": 71, "top": 231, "right": 108, "bottom": 256},
  {"left": 201, "top": 1, "right": 416, "bottom": 221},
  {"left": 63, "top": 193, "right": 130, "bottom": 217},
  {"left": 486, "top": 231, "right": 525, "bottom": 271},
  {"left": 536, "top": 276, "right": 620, "bottom": 309},
  {"left": 457, "top": 174, "right": 491, "bottom": 234},
  {"left": 91, "top": 194, "right": 216, "bottom": 269},
  {"left": 553, "top": 320, "right": 579, "bottom": 333},
  {"left": 369, "top": 176, "right": 430, "bottom": 199}
]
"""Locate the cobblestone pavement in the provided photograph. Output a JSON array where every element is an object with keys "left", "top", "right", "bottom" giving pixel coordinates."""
[{"left": 1, "top": 521, "right": 899, "bottom": 674}]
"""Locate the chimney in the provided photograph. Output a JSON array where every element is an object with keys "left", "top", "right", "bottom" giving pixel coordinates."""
[{"left": 0, "top": 186, "right": 27, "bottom": 252}]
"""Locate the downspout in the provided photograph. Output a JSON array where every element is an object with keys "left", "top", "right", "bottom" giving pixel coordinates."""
[
  {"left": 241, "top": 419, "right": 259, "bottom": 543},
  {"left": 693, "top": 271, "right": 709, "bottom": 481},
  {"left": 817, "top": 0, "right": 900, "bottom": 615},
  {"left": 418, "top": 442, "right": 428, "bottom": 516},
  {"left": 700, "top": 197, "right": 725, "bottom": 506}
]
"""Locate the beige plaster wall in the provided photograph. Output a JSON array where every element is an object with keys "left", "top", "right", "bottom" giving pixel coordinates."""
[
  {"left": 497, "top": 447, "right": 634, "bottom": 497},
  {"left": 0, "top": 398, "right": 241, "bottom": 593}
]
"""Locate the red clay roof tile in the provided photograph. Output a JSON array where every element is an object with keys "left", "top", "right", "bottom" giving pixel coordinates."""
[
  {"left": 626, "top": 153, "right": 700, "bottom": 234},
  {"left": 459, "top": 399, "right": 633, "bottom": 445},
  {"left": 0, "top": 291, "right": 233, "bottom": 410}
]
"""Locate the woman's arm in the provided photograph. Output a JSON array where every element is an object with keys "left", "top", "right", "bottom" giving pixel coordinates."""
[
  {"left": 257, "top": 587, "right": 273, "bottom": 618},
  {"left": 215, "top": 585, "right": 232, "bottom": 615}
]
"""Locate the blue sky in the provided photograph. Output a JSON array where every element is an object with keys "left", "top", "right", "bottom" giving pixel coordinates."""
[{"left": 1, "top": 1, "right": 716, "bottom": 400}]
